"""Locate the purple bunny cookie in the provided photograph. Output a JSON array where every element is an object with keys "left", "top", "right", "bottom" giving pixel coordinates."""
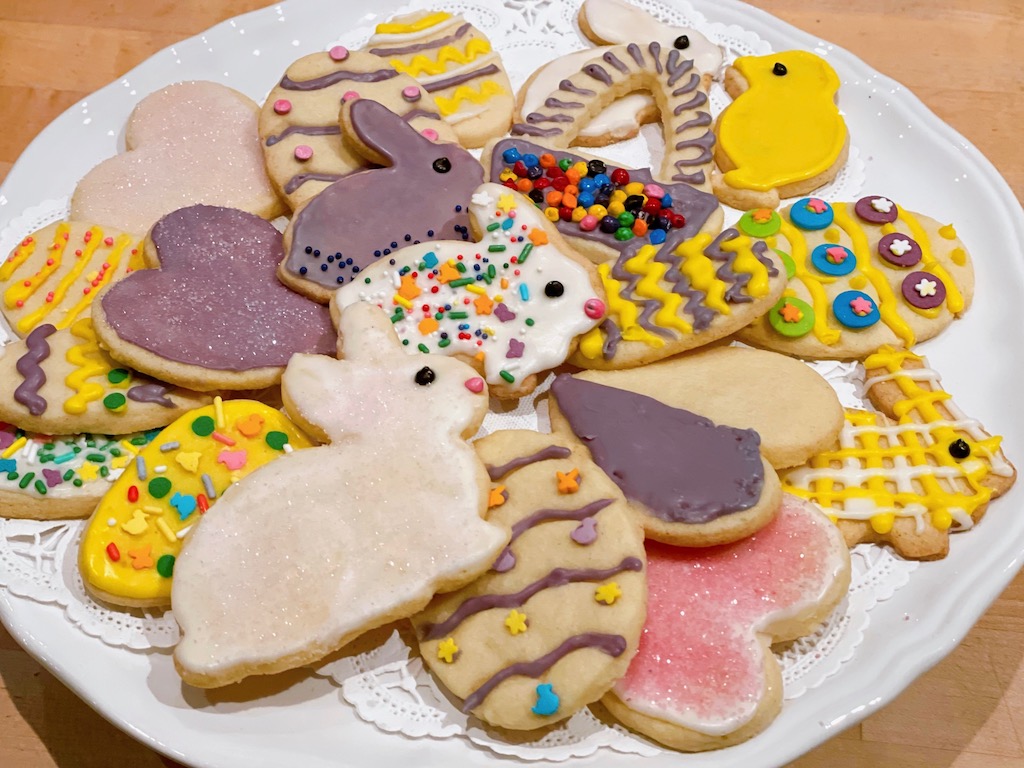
[
  {"left": 91, "top": 205, "right": 336, "bottom": 391},
  {"left": 280, "top": 98, "right": 485, "bottom": 303}
]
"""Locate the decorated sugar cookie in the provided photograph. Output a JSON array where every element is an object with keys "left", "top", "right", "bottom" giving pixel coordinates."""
[
  {"left": 71, "top": 81, "right": 284, "bottom": 234},
  {"left": 713, "top": 51, "right": 848, "bottom": 210},
  {"left": 91, "top": 205, "right": 336, "bottom": 392},
  {"left": 549, "top": 373, "right": 782, "bottom": 547},
  {"left": 784, "top": 346, "right": 1016, "bottom": 560},
  {"left": 172, "top": 303, "right": 508, "bottom": 688},
  {"left": 0, "top": 319, "right": 210, "bottom": 435},
  {"left": 0, "top": 425, "right": 154, "bottom": 520},
  {"left": 365, "top": 11, "right": 514, "bottom": 148},
  {"left": 516, "top": 0, "right": 723, "bottom": 147},
  {"left": 280, "top": 98, "right": 485, "bottom": 304},
  {"left": 484, "top": 137, "right": 722, "bottom": 266},
  {"left": 603, "top": 494, "right": 850, "bottom": 751},
  {"left": 735, "top": 197, "right": 974, "bottom": 359},
  {"left": 79, "top": 399, "right": 314, "bottom": 608},
  {"left": 0, "top": 221, "right": 144, "bottom": 338},
  {"left": 332, "top": 183, "right": 606, "bottom": 398},
  {"left": 412, "top": 430, "right": 646, "bottom": 730},
  {"left": 509, "top": 43, "right": 717, "bottom": 191},
  {"left": 259, "top": 48, "right": 457, "bottom": 209}
]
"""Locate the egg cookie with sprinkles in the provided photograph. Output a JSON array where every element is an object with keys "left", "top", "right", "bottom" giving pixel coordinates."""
[
  {"left": 735, "top": 196, "right": 974, "bottom": 360},
  {"left": 783, "top": 346, "right": 1016, "bottom": 560},
  {"left": 332, "top": 183, "right": 606, "bottom": 399},
  {"left": 79, "top": 399, "right": 314, "bottom": 608},
  {"left": 0, "top": 220, "right": 144, "bottom": 339},
  {"left": 548, "top": 372, "right": 782, "bottom": 547},
  {"left": 0, "top": 319, "right": 211, "bottom": 436},
  {"left": 412, "top": 430, "right": 646, "bottom": 730},
  {"left": 71, "top": 81, "right": 285, "bottom": 235},
  {"left": 259, "top": 47, "right": 457, "bottom": 210},
  {"left": 280, "top": 98, "right": 484, "bottom": 304},
  {"left": 0, "top": 424, "right": 155, "bottom": 521},
  {"left": 172, "top": 303, "right": 508, "bottom": 688},
  {"left": 712, "top": 51, "right": 849, "bottom": 210},
  {"left": 603, "top": 494, "right": 850, "bottom": 751},
  {"left": 363, "top": 11, "right": 514, "bottom": 148}
]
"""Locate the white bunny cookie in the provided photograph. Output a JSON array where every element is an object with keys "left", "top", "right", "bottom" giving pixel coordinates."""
[{"left": 172, "top": 303, "right": 509, "bottom": 688}]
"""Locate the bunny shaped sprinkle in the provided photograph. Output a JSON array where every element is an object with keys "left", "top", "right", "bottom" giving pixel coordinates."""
[
  {"left": 280, "top": 98, "right": 485, "bottom": 303},
  {"left": 171, "top": 302, "right": 509, "bottom": 688}
]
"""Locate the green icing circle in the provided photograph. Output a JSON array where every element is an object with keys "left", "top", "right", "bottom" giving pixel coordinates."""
[
  {"left": 106, "top": 368, "right": 131, "bottom": 384},
  {"left": 157, "top": 554, "right": 176, "bottom": 578},
  {"left": 768, "top": 297, "right": 815, "bottom": 338},
  {"left": 774, "top": 248, "right": 797, "bottom": 279},
  {"left": 148, "top": 477, "right": 173, "bottom": 499},
  {"left": 103, "top": 393, "right": 127, "bottom": 411},
  {"left": 191, "top": 415, "right": 215, "bottom": 437},
  {"left": 739, "top": 209, "right": 782, "bottom": 238},
  {"left": 265, "top": 431, "right": 289, "bottom": 451}
]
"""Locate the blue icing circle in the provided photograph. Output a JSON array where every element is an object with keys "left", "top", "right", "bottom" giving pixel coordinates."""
[
  {"left": 833, "top": 290, "right": 880, "bottom": 329},
  {"left": 811, "top": 243, "right": 856, "bottom": 276},
  {"left": 790, "top": 198, "right": 834, "bottom": 230}
]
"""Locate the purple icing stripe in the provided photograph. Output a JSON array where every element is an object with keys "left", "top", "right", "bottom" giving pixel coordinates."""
[
  {"left": 283, "top": 171, "right": 345, "bottom": 195},
  {"left": 486, "top": 445, "right": 571, "bottom": 480},
  {"left": 491, "top": 499, "right": 613, "bottom": 573},
  {"left": 558, "top": 79, "right": 595, "bottom": 97},
  {"left": 461, "top": 633, "right": 627, "bottom": 713},
  {"left": 126, "top": 383, "right": 174, "bottom": 408},
  {"left": 511, "top": 123, "right": 563, "bottom": 138},
  {"left": 419, "top": 557, "right": 643, "bottom": 640},
  {"left": 280, "top": 68, "right": 398, "bottom": 91},
  {"left": 422, "top": 63, "right": 500, "bottom": 93},
  {"left": 368, "top": 22, "right": 471, "bottom": 57},
  {"left": 14, "top": 324, "right": 55, "bottom": 416},
  {"left": 265, "top": 124, "right": 341, "bottom": 147}
]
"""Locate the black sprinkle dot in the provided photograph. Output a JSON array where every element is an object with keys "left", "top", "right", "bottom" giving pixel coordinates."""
[
  {"left": 949, "top": 439, "right": 971, "bottom": 459},
  {"left": 673, "top": 35, "right": 690, "bottom": 49},
  {"left": 432, "top": 157, "right": 452, "bottom": 173},
  {"left": 304, "top": 246, "right": 313, "bottom": 254},
  {"left": 773, "top": 62, "right": 788, "bottom": 76},
  {"left": 415, "top": 366, "right": 436, "bottom": 386}
]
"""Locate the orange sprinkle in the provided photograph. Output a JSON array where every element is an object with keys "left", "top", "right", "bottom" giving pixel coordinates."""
[
  {"left": 557, "top": 468, "right": 581, "bottom": 494},
  {"left": 418, "top": 317, "right": 439, "bottom": 334},
  {"left": 528, "top": 228, "right": 549, "bottom": 246},
  {"left": 488, "top": 485, "right": 508, "bottom": 508}
]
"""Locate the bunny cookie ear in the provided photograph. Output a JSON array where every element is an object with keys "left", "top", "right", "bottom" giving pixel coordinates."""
[
  {"left": 335, "top": 300, "right": 404, "bottom": 362},
  {"left": 341, "top": 98, "right": 432, "bottom": 168}
]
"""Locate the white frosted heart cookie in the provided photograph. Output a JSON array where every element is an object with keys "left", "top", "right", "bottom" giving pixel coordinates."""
[
  {"left": 412, "top": 430, "right": 646, "bottom": 730},
  {"left": 171, "top": 303, "right": 508, "bottom": 687}
]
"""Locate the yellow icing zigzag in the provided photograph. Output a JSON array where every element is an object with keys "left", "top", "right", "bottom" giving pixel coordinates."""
[
  {"left": 434, "top": 81, "right": 506, "bottom": 116},
  {"left": 64, "top": 318, "right": 113, "bottom": 415},
  {"left": 391, "top": 39, "right": 491, "bottom": 78},
  {"left": 376, "top": 11, "right": 451, "bottom": 35}
]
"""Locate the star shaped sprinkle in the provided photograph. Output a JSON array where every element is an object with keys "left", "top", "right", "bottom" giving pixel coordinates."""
[
  {"left": 850, "top": 296, "right": 874, "bottom": 316},
  {"left": 473, "top": 293, "right": 494, "bottom": 315},
  {"left": 825, "top": 246, "right": 848, "bottom": 264},
  {"left": 504, "top": 609, "right": 528, "bottom": 635},
  {"left": 437, "top": 637, "right": 459, "bottom": 663},
  {"left": 888, "top": 238, "right": 912, "bottom": 256},
  {"left": 779, "top": 302, "right": 804, "bottom": 323},
  {"left": 595, "top": 581, "right": 623, "bottom": 605},
  {"left": 752, "top": 208, "right": 773, "bottom": 223},
  {"left": 528, "top": 228, "right": 548, "bottom": 246},
  {"left": 497, "top": 193, "right": 516, "bottom": 214},
  {"left": 871, "top": 197, "right": 894, "bottom": 213},
  {"left": 806, "top": 198, "right": 827, "bottom": 213},
  {"left": 915, "top": 278, "right": 938, "bottom": 297},
  {"left": 78, "top": 462, "right": 100, "bottom": 482},
  {"left": 556, "top": 468, "right": 580, "bottom": 494}
]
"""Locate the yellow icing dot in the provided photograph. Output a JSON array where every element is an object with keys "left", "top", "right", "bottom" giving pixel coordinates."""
[
  {"left": 824, "top": 227, "right": 841, "bottom": 242},
  {"left": 938, "top": 224, "right": 957, "bottom": 240},
  {"left": 849, "top": 275, "right": 867, "bottom": 290},
  {"left": 951, "top": 247, "right": 966, "bottom": 266},
  {"left": 869, "top": 513, "right": 895, "bottom": 535}
]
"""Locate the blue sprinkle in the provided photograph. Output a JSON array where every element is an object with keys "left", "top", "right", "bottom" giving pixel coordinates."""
[
  {"left": 352, "top": 266, "right": 360, "bottom": 274},
  {"left": 159, "top": 442, "right": 180, "bottom": 452},
  {"left": 404, "top": 234, "right": 412, "bottom": 242},
  {"left": 346, "top": 257, "right": 353, "bottom": 265},
  {"left": 519, "top": 283, "right": 530, "bottom": 301},
  {"left": 327, "top": 255, "right": 334, "bottom": 263},
  {"left": 578, "top": 191, "right": 595, "bottom": 208},
  {"left": 313, "top": 249, "right": 320, "bottom": 257},
  {"left": 593, "top": 173, "right": 611, "bottom": 187},
  {"left": 0, "top": 459, "right": 15, "bottom": 473},
  {"left": 661, "top": 193, "right": 673, "bottom": 207},
  {"left": 423, "top": 252, "right": 439, "bottom": 268},
  {"left": 650, "top": 229, "right": 667, "bottom": 245},
  {"left": 502, "top": 147, "right": 522, "bottom": 164},
  {"left": 455, "top": 205, "right": 463, "bottom": 212},
  {"left": 304, "top": 246, "right": 312, "bottom": 254},
  {"left": 390, "top": 242, "right": 398, "bottom": 249},
  {"left": 136, "top": 456, "right": 147, "bottom": 481},
  {"left": 578, "top": 178, "right": 597, "bottom": 193},
  {"left": 427, "top": 229, "right": 435, "bottom": 237},
  {"left": 472, "top": 264, "right": 481, "bottom": 272},
  {"left": 171, "top": 492, "right": 197, "bottom": 521},
  {"left": 522, "top": 153, "right": 539, "bottom": 168},
  {"left": 374, "top": 250, "right": 382, "bottom": 257},
  {"left": 299, "top": 266, "right": 307, "bottom": 275},
  {"left": 320, "top": 263, "right": 328, "bottom": 271},
  {"left": 336, "top": 276, "right": 345, "bottom": 284},
  {"left": 532, "top": 684, "right": 560, "bottom": 716},
  {"left": 501, "top": 217, "right": 515, "bottom": 231}
]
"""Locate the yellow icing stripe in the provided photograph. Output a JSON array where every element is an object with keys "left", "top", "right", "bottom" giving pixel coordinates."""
[
  {"left": 897, "top": 209, "right": 965, "bottom": 314},
  {"left": 0, "top": 234, "right": 40, "bottom": 281},
  {"left": 727, "top": 236, "right": 773, "bottom": 298},
  {"left": 64, "top": 318, "right": 113, "bottom": 414},
  {"left": 391, "top": 39, "right": 491, "bottom": 78},
  {"left": 597, "top": 258, "right": 665, "bottom": 350},
  {"left": 777, "top": 217, "right": 841, "bottom": 345},
  {"left": 376, "top": 11, "right": 451, "bottom": 35},
  {"left": 434, "top": 81, "right": 505, "bottom": 117},
  {"left": 677, "top": 234, "right": 729, "bottom": 316},
  {"left": 4, "top": 223, "right": 71, "bottom": 309},
  {"left": 54, "top": 234, "right": 136, "bottom": 330}
]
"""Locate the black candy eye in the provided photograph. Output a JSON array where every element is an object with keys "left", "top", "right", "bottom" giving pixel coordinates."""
[
  {"left": 772, "top": 62, "right": 788, "bottom": 76},
  {"left": 673, "top": 35, "right": 690, "bottom": 50},
  {"left": 415, "top": 366, "right": 436, "bottom": 386},
  {"left": 544, "top": 281, "right": 565, "bottom": 298},
  {"left": 432, "top": 157, "right": 451, "bottom": 173},
  {"left": 948, "top": 439, "right": 971, "bottom": 459}
]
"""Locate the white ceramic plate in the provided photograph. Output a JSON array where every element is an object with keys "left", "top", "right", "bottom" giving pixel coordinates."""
[{"left": 2, "top": 1, "right": 1023, "bottom": 767}]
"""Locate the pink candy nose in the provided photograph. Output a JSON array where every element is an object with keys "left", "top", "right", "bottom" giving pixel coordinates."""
[
  {"left": 464, "top": 377, "right": 485, "bottom": 394},
  {"left": 584, "top": 298, "right": 606, "bottom": 320}
]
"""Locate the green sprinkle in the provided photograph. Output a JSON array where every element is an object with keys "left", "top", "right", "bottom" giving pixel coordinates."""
[
  {"left": 448, "top": 311, "right": 469, "bottom": 320},
  {"left": 558, "top": 158, "right": 572, "bottom": 171},
  {"left": 266, "top": 431, "right": 289, "bottom": 451},
  {"left": 486, "top": 222, "right": 501, "bottom": 231},
  {"left": 391, "top": 311, "right": 404, "bottom": 324},
  {"left": 86, "top": 439, "right": 96, "bottom": 448},
  {"left": 73, "top": 479, "right": 83, "bottom": 487},
  {"left": 130, "top": 436, "right": 149, "bottom": 446},
  {"left": 107, "top": 368, "right": 131, "bottom": 384},
  {"left": 487, "top": 245, "right": 506, "bottom": 252},
  {"left": 438, "top": 338, "right": 451, "bottom": 348},
  {"left": 364, "top": 277, "right": 372, "bottom": 284},
  {"left": 63, "top": 469, "right": 74, "bottom": 481},
  {"left": 487, "top": 265, "right": 497, "bottom": 278},
  {"left": 402, "top": 338, "right": 410, "bottom": 346},
  {"left": 456, "top": 261, "right": 467, "bottom": 273},
  {"left": 481, "top": 272, "right": 492, "bottom": 285},
  {"left": 148, "top": 477, "right": 172, "bottom": 499},
  {"left": 99, "top": 466, "right": 109, "bottom": 478},
  {"left": 34, "top": 480, "right": 47, "bottom": 495},
  {"left": 18, "top": 472, "right": 34, "bottom": 490},
  {"left": 417, "top": 261, "right": 426, "bottom": 270},
  {"left": 72, "top": 446, "right": 82, "bottom": 453},
  {"left": 109, "top": 447, "right": 122, "bottom": 457},
  {"left": 86, "top": 452, "right": 106, "bottom": 463},
  {"left": 6, "top": 472, "right": 18, "bottom": 481},
  {"left": 435, "top": 312, "right": 444, "bottom": 320},
  {"left": 518, "top": 243, "right": 533, "bottom": 264},
  {"left": 43, "top": 442, "right": 55, "bottom": 450},
  {"left": 417, "top": 343, "right": 430, "bottom": 354},
  {"left": 526, "top": 318, "right": 535, "bottom": 326},
  {"left": 38, "top": 453, "right": 54, "bottom": 464},
  {"left": 499, "top": 370, "right": 515, "bottom": 383},
  {"left": 449, "top": 277, "right": 474, "bottom": 288},
  {"left": 156, "top": 554, "right": 176, "bottom": 579},
  {"left": 191, "top": 415, "right": 215, "bottom": 437}
]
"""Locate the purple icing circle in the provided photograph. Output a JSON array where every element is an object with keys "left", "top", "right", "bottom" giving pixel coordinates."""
[
  {"left": 877, "top": 232, "right": 922, "bottom": 268},
  {"left": 901, "top": 271, "right": 946, "bottom": 309},
  {"left": 855, "top": 196, "right": 898, "bottom": 224}
]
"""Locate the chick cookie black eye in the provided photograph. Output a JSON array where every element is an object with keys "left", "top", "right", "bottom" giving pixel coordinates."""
[
  {"left": 415, "top": 366, "right": 436, "bottom": 386},
  {"left": 948, "top": 439, "right": 971, "bottom": 459},
  {"left": 432, "top": 157, "right": 452, "bottom": 173},
  {"left": 673, "top": 35, "right": 690, "bottom": 49},
  {"left": 544, "top": 281, "right": 565, "bottom": 298},
  {"left": 772, "top": 62, "right": 788, "bottom": 76}
]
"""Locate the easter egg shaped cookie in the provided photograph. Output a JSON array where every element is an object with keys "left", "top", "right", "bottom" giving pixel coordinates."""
[
  {"left": 413, "top": 430, "right": 646, "bottom": 730},
  {"left": 172, "top": 303, "right": 508, "bottom": 688},
  {"left": 713, "top": 51, "right": 848, "bottom": 210}
]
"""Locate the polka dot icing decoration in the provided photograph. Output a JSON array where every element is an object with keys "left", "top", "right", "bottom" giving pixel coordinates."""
[
  {"left": 171, "top": 304, "right": 508, "bottom": 688},
  {"left": 333, "top": 183, "right": 605, "bottom": 398},
  {"left": 79, "top": 399, "right": 314, "bottom": 608},
  {"left": 602, "top": 494, "right": 850, "bottom": 751},
  {"left": 737, "top": 198, "right": 974, "bottom": 360},
  {"left": 783, "top": 346, "right": 1016, "bottom": 560},
  {"left": 0, "top": 424, "right": 154, "bottom": 520},
  {"left": 413, "top": 430, "right": 646, "bottom": 730},
  {"left": 789, "top": 197, "right": 833, "bottom": 230}
]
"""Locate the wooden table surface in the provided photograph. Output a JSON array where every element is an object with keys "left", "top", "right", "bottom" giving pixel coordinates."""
[{"left": 1, "top": 1, "right": 1021, "bottom": 766}]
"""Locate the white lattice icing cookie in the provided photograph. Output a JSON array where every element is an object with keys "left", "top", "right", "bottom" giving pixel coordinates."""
[
  {"left": 171, "top": 303, "right": 508, "bottom": 688},
  {"left": 71, "top": 81, "right": 284, "bottom": 234},
  {"left": 0, "top": 221, "right": 144, "bottom": 339},
  {"left": 735, "top": 196, "right": 975, "bottom": 360},
  {"left": 603, "top": 494, "right": 850, "bottom": 751},
  {"left": 783, "top": 346, "right": 1016, "bottom": 560},
  {"left": 259, "top": 47, "right": 457, "bottom": 210},
  {"left": 515, "top": 0, "right": 724, "bottom": 147},
  {"left": 332, "top": 183, "right": 606, "bottom": 399},
  {"left": 364, "top": 11, "right": 514, "bottom": 148},
  {"left": 0, "top": 319, "right": 210, "bottom": 435},
  {"left": 412, "top": 430, "right": 646, "bottom": 730}
]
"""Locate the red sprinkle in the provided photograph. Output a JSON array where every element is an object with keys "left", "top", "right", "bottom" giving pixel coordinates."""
[
  {"left": 197, "top": 494, "right": 210, "bottom": 513},
  {"left": 212, "top": 431, "right": 236, "bottom": 446},
  {"left": 127, "top": 485, "right": 139, "bottom": 503},
  {"left": 106, "top": 543, "right": 121, "bottom": 562}
]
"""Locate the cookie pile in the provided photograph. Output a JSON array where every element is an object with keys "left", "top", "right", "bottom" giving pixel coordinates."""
[{"left": 0, "top": 0, "right": 1015, "bottom": 754}]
